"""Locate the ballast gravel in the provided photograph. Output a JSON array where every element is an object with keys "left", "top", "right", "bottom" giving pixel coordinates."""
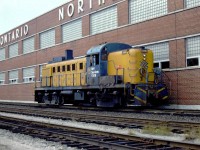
[
  {"left": 0, "top": 112, "right": 194, "bottom": 144},
  {"left": 0, "top": 129, "right": 77, "bottom": 150}
]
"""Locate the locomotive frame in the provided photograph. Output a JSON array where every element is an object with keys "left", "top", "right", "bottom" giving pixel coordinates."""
[{"left": 35, "top": 43, "right": 169, "bottom": 107}]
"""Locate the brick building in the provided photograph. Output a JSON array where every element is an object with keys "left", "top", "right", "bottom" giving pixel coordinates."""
[{"left": 0, "top": 0, "right": 200, "bottom": 108}]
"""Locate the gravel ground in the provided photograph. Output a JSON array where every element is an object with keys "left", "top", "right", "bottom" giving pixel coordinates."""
[
  {"left": 0, "top": 129, "right": 77, "bottom": 150},
  {"left": 44, "top": 106, "right": 200, "bottom": 123},
  {"left": 0, "top": 112, "right": 188, "bottom": 142}
]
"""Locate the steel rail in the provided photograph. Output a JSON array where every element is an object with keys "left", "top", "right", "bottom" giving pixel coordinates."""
[
  {"left": 0, "top": 105, "right": 200, "bottom": 138},
  {"left": 0, "top": 115, "right": 197, "bottom": 150}
]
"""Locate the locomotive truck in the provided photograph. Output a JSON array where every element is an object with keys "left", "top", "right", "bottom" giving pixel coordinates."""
[{"left": 35, "top": 42, "right": 169, "bottom": 107}]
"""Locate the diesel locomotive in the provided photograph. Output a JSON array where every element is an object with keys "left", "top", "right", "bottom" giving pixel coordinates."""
[{"left": 35, "top": 43, "right": 169, "bottom": 107}]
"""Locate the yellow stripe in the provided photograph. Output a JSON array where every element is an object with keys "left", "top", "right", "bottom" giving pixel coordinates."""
[
  {"left": 137, "top": 87, "right": 146, "bottom": 94},
  {"left": 162, "top": 96, "right": 168, "bottom": 100},
  {"left": 157, "top": 87, "right": 165, "bottom": 93},
  {"left": 134, "top": 96, "right": 146, "bottom": 104}
]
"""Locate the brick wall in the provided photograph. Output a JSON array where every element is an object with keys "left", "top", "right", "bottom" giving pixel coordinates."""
[{"left": 0, "top": 0, "right": 200, "bottom": 105}]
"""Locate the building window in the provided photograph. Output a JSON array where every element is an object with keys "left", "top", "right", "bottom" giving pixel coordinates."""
[
  {"left": 9, "top": 70, "right": 18, "bottom": 84},
  {"left": 186, "top": 36, "right": 200, "bottom": 67},
  {"left": 90, "top": 6, "right": 117, "bottom": 35},
  {"left": 62, "top": 19, "right": 82, "bottom": 43},
  {"left": 0, "top": 73, "right": 5, "bottom": 85},
  {"left": 185, "top": 0, "right": 200, "bottom": 8},
  {"left": 40, "top": 29, "right": 55, "bottom": 49},
  {"left": 23, "top": 36, "right": 35, "bottom": 54},
  {"left": 23, "top": 67, "right": 35, "bottom": 83},
  {"left": 9, "top": 43, "right": 18, "bottom": 58},
  {"left": 0, "top": 48, "right": 5, "bottom": 61},
  {"left": 146, "top": 42, "right": 170, "bottom": 69},
  {"left": 129, "top": 0, "right": 167, "bottom": 24}
]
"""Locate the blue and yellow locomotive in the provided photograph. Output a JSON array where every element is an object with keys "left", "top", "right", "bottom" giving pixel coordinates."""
[{"left": 35, "top": 43, "right": 168, "bottom": 107}]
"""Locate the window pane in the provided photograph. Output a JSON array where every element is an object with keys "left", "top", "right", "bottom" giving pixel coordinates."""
[
  {"left": 186, "top": 36, "right": 200, "bottom": 57},
  {"left": 23, "top": 67, "right": 35, "bottom": 78},
  {"left": 187, "top": 58, "right": 199, "bottom": 66},
  {"left": 9, "top": 43, "right": 18, "bottom": 58},
  {"left": 161, "top": 61, "right": 170, "bottom": 69},
  {"left": 0, "top": 72, "right": 5, "bottom": 84},
  {"left": 129, "top": 0, "right": 167, "bottom": 24},
  {"left": 146, "top": 42, "right": 169, "bottom": 61},
  {"left": 185, "top": 0, "right": 200, "bottom": 8},
  {"left": 90, "top": 6, "right": 117, "bottom": 35},
  {"left": 23, "top": 36, "right": 34, "bottom": 54},
  {"left": 0, "top": 48, "right": 5, "bottom": 61},
  {"left": 62, "top": 19, "right": 82, "bottom": 43},
  {"left": 40, "top": 29, "right": 55, "bottom": 49}
]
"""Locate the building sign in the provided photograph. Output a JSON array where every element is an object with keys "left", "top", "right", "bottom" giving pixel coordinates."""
[
  {"left": 0, "top": 24, "right": 29, "bottom": 46},
  {"left": 59, "top": 0, "right": 105, "bottom": 20}
]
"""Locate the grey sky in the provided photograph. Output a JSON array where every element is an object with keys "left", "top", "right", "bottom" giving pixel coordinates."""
[{"left": 0, "top": 0, "right": 70, "bottom": 35}]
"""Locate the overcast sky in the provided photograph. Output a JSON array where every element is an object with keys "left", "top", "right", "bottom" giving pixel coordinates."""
[{"left": 0, "top": 0, "right": 70, "bottom": 35}]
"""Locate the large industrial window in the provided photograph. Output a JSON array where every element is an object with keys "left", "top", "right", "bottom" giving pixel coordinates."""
[
  {"left": 146, "top": 42, "right": 169, "bottom": 69},
  {"left": 185, "top": 0, "right": 200, "bottom": 8},
  {"left": 9, "top": 70, "right": 18, "bottom": 84},
  {"left": 0, "top": 72, "right": 5, "bottom": 85},
  {"left": 90, "top": 6, "right": 117, "bottom": 35},
  {"left": 23, "top": 67, "right": 35, "bottom": 83},
  {"left": 40, "top": 29, "right": 55, "bottom": 49},
  {"left": 23, "top": 36, "right": 35, "bottom": 54},
  {"left": 62, "top": 19, "right": 82, "bottom": 43},
  {"left": 186, "top": 36, "right": 200, "bottom": 67},
  {"left": 129, "top": 0, "right": 167, "bottom": 24},
  {"left": 0, "top": 48, "right": 5, "bottom": 61},
  {"left": 9, "top": 43, "right": 18, "bottom": 58}
]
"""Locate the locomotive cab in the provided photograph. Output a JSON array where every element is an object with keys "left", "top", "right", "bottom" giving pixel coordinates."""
[{"left": 86, "top": 43, "right": 132, "bottom": 86}]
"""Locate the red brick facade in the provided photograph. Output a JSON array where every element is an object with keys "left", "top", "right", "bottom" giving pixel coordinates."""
[{"left": 0, "top": 0, "right": 200, "bottom": 106}]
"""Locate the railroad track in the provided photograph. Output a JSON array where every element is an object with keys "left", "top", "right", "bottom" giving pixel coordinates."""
[
  {"left": 1, "top": 101, "right": 200, "bottom": 117},
  {"left": 0, "top": 115, "right": 199, "bottom": 150},
  {"left": 0, "top": 104, "right": 200, "bottom": 137}
]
